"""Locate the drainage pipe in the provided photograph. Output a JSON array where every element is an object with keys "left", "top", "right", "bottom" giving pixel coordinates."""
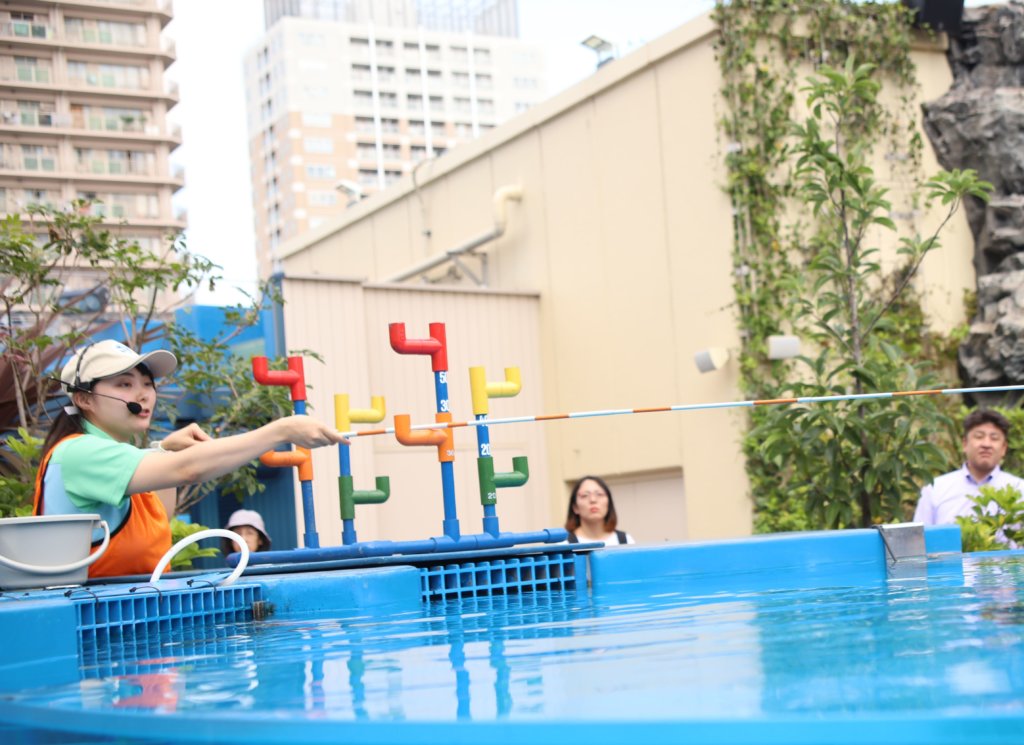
[{"left": 385, "top": 184, "right": 522, "bottom": 284}]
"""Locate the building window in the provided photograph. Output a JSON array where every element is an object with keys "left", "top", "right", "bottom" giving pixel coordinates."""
[
  {"left": 305, "top": 164, "right": 336, "bottom": 179},
  {"left": 18, "top": 144, "right": 57, "bottom": 171},
  {"left": 302, "top": 112, "right": 331, "bottom": 127},
  {"left": 308, "top": 190, "right": 337, "bottom": 207},
  {"left": 64, "top": 17, "right": 145, "bottom": 47},
  {"left": 304, "top": 137, "right": 333, "bottom": 154},
  {"left": 13, "top": 56, "right": 50, "bottom": 83}
]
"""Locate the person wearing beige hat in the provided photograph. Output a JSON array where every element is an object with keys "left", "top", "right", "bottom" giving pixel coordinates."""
[
  {"left": 33, "top": 339, "right": 347, "bottom": 578},
  {"left": 223, "top": 509, "right": 271, "bottom": 554}
]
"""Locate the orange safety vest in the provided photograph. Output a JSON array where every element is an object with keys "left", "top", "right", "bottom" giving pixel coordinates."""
[{"left": 33, "top": 434, "right": 171, "bottom": 578}]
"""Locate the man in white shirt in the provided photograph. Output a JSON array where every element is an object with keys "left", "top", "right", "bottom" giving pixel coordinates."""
[{"left": 915, "top": 409, "right": 1024, "bottom": 529}]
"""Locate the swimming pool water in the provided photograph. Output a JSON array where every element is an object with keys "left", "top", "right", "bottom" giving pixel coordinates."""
[{"left": 3, "top": 552, "right": 1023, "bottom": 744}]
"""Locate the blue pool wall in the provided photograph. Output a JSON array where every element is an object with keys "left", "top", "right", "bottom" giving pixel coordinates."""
[
  {"left": 590, "top": 524, "right": 962, "bottom": 594},
  {"left": 0, "top": 525, "right": 963, "bottom": 696}
]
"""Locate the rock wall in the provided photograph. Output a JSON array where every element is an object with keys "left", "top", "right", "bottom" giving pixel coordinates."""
[{"left": 922, "top": 1, "right": 1024, "bottom": 397}]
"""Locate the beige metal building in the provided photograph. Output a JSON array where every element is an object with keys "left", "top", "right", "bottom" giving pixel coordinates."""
[
  {"left": 273, "top": 13, "right": 975, "bottom": 547},
  {"left": 0, "top": 0, "right": 184, "bottom": 269}
]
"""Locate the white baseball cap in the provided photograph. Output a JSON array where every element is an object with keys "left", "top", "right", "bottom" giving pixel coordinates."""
[{"left": 60, "top": 339, "right": 177, "bottom": 393}]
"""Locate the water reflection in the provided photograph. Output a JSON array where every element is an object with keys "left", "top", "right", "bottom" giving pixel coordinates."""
[{"left": 8, "top": 555, "right": 1024, "bottom": 725}]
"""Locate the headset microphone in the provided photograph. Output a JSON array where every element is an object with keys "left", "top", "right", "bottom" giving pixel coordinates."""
[{"left": 53, "top": 378, "right": 144, "bottom": 415}]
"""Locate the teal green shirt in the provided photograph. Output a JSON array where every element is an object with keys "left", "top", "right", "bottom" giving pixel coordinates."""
[{"left": 43, "top": 421, "right": 148, "bottom": 539}]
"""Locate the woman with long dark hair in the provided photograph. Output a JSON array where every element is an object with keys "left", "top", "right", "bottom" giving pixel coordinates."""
[{"left": 564, "top": 475, "right": 634, "bottom": 545}]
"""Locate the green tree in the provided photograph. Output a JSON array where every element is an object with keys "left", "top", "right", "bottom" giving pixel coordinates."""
[
  {"left": 0, "top": 203, "right": 296, "bottom": 518},
  {"left": 750, "top": 60, "right": 992, "bottom": 529},
  {"left": 957, "top": 484, "right": 1024, "bottom": 552}
]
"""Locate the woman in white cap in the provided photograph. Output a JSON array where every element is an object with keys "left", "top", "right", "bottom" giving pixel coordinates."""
[
  {"left": 224, "top": 509, "right": 271, "bottom": 554},
  {"left": 33, "top": 339, "right": 346, "bottom": 578}
]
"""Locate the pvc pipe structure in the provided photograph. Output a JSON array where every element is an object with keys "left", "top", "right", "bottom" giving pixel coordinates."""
[
  {"left": 469, "top": 365, "right": 527, "bottom": 537},
  {"left": 337, "top": 384, "right": 1024, "bottom": 439},
  {"left": 252, "top": 355, "right": 320, "bottom": 548},
  {"left": 390, "top": 322, "right": 461, "bottom": 540},
  {"left": 335, "top": 393, "right": 388, "bottom": 545}
]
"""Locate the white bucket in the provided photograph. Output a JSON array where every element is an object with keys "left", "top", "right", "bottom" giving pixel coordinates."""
[{"left": 0, "top": 514, "right": 110, "bottom": 590}]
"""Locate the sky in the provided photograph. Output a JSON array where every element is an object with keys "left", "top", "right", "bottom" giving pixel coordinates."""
[{"left": 164, "top": 0, "right": 715, "bottom": 305}]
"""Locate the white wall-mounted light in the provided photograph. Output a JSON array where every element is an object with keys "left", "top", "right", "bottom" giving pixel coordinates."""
[
  {"left": 767, "top": 335, "right": 801, "bottom": 360},
  {"left": 580, "top": 34, "right": 615, "bottom": 68},
  {"left": 694, "top": 347, "right": 730, "bottom": 374}
]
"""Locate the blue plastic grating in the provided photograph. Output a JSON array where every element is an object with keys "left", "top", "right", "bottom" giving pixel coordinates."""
[
  {"left": 419, "top": 551, "right": 578, "bottom": 602},
  {"left": 75, "top": 584, "right": 262, "bottom": 651}
]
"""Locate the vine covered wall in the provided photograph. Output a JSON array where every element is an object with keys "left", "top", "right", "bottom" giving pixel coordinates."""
[{"left": 713, "top": 0, "right": 986, "bottom": 531}]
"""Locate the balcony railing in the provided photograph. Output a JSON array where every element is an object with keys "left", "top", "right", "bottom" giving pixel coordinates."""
[
  {"left": 64, "top": 28, "right": 147, "bottom": 47},
  {"left": 75, "top": 159, "right": 154, "bottom": 177},
  {"left": 0, "top": 154, "right": 58, "bottom": 172},
  {"left": 0, "top": 63, "right": 52, "bottom": 84},
  {"left": 0, "top": 21, "right": 52, "bottom": 40},
  {"left": 0, "top": 109, "right": 56, "bottom": 127}
]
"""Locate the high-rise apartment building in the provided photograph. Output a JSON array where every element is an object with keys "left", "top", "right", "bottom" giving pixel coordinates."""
[
  {"left": 264, "top": 0, "right": 519, "bottom": 38},
  {"left": 0, "top": 0, "right": 183, "bottom": 277},
  {"left": 245, "top": 0, "right": 545, "bottom": 277}
]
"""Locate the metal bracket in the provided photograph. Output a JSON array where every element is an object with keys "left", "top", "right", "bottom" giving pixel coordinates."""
[{"left": 876, "top": 522, "right": 926, "bottom": 580}]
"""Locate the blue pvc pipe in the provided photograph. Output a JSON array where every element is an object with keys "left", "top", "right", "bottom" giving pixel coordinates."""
[
  {"left": 433, "top": 370, "right": 461, "bottom": 540},
  {"left": 441, "top": 461, "right": 459, "bottom": 540},
  {"left": 234, "top": 528, "right": 569, "bottom": 567},
  {"left": 338, "top": 444, "right": 357, "bottom": 545},
  {"left": 300, "top": 480, "right": 320, "bottom": 548},
  {"left": 476, "top": 414, "right": 499, "bottom": 537}
]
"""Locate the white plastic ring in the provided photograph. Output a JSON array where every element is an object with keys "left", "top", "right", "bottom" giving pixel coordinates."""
[{"left": 149, "top": 528, "right": 250, "bottom": 586}]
